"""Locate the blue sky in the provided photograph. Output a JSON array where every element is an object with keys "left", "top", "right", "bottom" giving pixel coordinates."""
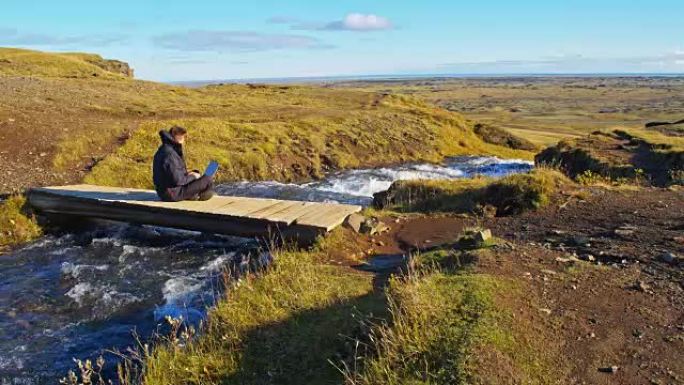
[{"left": 2, "top": 0, "right": 683, "bottom": 81}]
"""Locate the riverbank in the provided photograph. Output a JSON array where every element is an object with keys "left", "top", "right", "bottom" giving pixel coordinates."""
[
  {"left": 120, "top": 175, "right": 683, "bottom": 385},
  {"left": 1, "top": 157, "right": 535, "bottom": 383}
]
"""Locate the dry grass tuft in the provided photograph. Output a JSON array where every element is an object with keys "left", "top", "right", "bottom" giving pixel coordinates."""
[{"left": 0, "top": 195, "right": 42, "bottom": 249}]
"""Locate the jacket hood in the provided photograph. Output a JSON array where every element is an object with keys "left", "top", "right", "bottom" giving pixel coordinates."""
[
  {"left": 159, "top": 130, "right": 183, "bottom": 157},
  {"left": 159, "top": 130, "right": 177, "bottom": 145}
]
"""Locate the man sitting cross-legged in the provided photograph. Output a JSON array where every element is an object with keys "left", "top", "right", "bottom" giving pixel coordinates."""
[{"left": 152, "top": 126, "right": 215, "bottom": 202}]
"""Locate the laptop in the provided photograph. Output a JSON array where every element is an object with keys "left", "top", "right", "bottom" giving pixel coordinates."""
[{"left": 204, "top": 161, "right": 219, "bottom": 177}]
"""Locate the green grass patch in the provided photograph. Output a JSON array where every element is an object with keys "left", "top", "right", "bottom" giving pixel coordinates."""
[
  {"left": 375, "top": 168, "right": 570, "bottom": 215},
  {"left": 0, "top": 195, "right": 42, "bottom": 249},
  {"left": 347, "top": 267, "right": 555, "bottom": 384},
  {"left": 142, "top": 245, "right": 386, "bottom": 385}
]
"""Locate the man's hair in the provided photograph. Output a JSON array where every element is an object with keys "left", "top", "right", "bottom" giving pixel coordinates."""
[{"left": 169, "top": 126, "right": 187, "bottom": 137}]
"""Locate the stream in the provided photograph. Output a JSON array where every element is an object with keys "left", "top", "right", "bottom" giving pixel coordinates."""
[{"left": 0, "top": 156, "right": 532, "bottom": 384}]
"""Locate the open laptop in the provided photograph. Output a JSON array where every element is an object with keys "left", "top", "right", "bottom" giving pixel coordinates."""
[{"left": 204, "top": 161, "right": 219, "bottom": 177}]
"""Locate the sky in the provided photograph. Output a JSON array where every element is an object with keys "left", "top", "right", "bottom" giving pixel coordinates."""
[{"left": 1, "top": 0, "right": 683, "bottom": 81}]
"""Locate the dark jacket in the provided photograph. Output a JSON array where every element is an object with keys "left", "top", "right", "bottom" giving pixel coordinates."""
[{"left": 153, "top": 130, "right": 196, "bottom": 200}]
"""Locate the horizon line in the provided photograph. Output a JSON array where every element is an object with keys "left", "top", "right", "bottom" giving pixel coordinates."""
[{"left": 167, "top": 72, "right": 684, "bottom": 85}]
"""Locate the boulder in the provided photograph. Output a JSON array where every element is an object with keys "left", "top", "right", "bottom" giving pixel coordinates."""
[
  {"left": 344, "top": 213, "right": 365, "bottom": 233},
  {"left": 474, "top": 229, "right": 492, "bottom": 243},
  {"left": 345, "top": 214, "right": 390, "bottom": 236}
]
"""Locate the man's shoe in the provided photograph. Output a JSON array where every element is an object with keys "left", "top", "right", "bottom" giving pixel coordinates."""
[{"left": 199, "top": 190, "right": 215, "bottom": 201}]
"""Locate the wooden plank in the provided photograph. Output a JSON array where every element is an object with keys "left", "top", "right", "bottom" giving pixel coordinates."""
[
  {"left": 215, "top": 199, "right": 283, "bottom": 217},
  {"left": 261, "top": 201, "right": 320, "bottom": 223},
  {"left": 296, "top": 207, "right": 361, "bottom": 231},
  {"left": 28, "top": 184, "right": 363, "bottom": 243},
  {"left": 244, "top": 200, "right": 306, "bottom": 221},
  {"left": 295, "top": 204, "right": 359, "bottom": 230}
]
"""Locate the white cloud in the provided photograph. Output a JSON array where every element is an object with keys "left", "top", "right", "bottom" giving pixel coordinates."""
[
  {"left": 325, "top": 13, "right": 393, "bottom": 31},
  {"left": 270, "top": 13, "right": 394, "bottom": 32}
]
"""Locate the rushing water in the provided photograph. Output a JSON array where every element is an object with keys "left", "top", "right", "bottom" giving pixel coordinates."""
[
  {"left": 216, "top": 156, "right": 533, "bottom": 205},
  {"left": 0, "top": 156, "right": 532, "bottom": 384}
]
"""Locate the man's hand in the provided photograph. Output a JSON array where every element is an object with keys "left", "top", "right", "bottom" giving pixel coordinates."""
[{"left": 189, "top": 171, "right": 202, "bottom": 180}]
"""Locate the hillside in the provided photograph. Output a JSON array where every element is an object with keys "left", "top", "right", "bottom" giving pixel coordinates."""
[
  {"left": 0, "top": 48, "right": 529, "bottom": 194},
  {"left": 0, "top": 47, "right": 133, "bottom": 78}
]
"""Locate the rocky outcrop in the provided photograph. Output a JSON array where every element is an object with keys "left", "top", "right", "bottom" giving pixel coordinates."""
[
  {"left": 473, "top": 123, "right": 538, "bottom": 151},
  {"left": 79, "top": 55, "right": 134, "bottom": 78},
  {"left": 535, "top": 130, "right": 683, "bottom": 186}
]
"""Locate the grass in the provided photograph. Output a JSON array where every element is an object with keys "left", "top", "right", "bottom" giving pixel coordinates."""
[
  {"left": 346, "top": 268, "right": 555, "bottom": 384},
  {"left": 0, "top": 47, "right": 131, "bottom": 78},
  {"left": 0, "top": 195, "right": 42, "bottom": 249},
  {"left": 85, "top": 93, "right": 531, "bottom": 188},
  {"left": 375, "top": 168, "right": 570, "bottom": 215},
  {"left": 142, "top": 238, "right": 387, "bottom": 385},
  {"left": 0, "top": 48, "right": 533, "bottom": 193},
  {"left": 127, "top": 225, "right": 559, "bottom": 385}
]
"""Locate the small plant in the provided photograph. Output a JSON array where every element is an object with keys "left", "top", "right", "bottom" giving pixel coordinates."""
[
  {"left": 60, "top": 356, "right": 110, "bottom": 385},
  {"left": 576, "top": 170, "right": 609, "bottom": 185},
  {"left": 0, "top": 195, "right": 42, "bottom": 249}
]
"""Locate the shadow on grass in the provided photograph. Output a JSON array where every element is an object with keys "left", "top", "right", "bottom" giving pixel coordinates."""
[{"left": 221, "top": 290, "right": 388, "bottom": 385}]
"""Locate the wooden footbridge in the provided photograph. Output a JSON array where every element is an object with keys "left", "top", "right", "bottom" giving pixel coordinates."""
[{"left": 28, "top": 185, "right": 362, "bottom": 243}]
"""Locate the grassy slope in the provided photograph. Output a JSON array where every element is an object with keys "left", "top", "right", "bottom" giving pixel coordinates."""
[
  {"left": 349, "top": 254, "right": 556, "bottom": 385},
  {"left": 143, "top": 231, "right": 385, "bottom": 385},
  {"left": 0, "top": 47, "right": 129, "bottom": 79},
  {"left": 0, "top": 48, "right": 531, "bottom": 195},
  {"left": 86, "top": 91, "right": 531, "bottom": 187}
]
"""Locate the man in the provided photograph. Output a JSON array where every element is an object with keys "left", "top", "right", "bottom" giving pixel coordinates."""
[{"left": 153, "top": 126, "right": 215, "bottom": 202}]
